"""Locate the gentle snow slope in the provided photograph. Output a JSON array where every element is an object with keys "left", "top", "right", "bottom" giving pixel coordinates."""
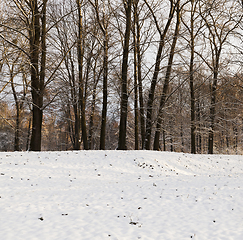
[{"left": 0, "top": 151, "right": 243, "bottom": 240}]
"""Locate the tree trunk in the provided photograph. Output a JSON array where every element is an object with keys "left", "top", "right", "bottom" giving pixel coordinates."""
[
  {"left": 117, "top": 0, "right": 132, "bottom": 150},
  {"left": 89, "top": 80, "right": 97, "bottom": 149},
  {"left": 196, "top": 101, "right": 201, "bottom": 153},
  {"left": 13, "top": 100, "right": 20, "bottom": 151},
  {"left": 73, "top": 104, "right": 80, "bottom": 150},
  {"left": 26, "top": 117, "right": 31, "bottom": 151},
  {"left": 100, "top": 37, "right": 108, "bottom": 150},
  {"left": 190, "top": 0, "right": 196, "bottom": 154},
  {"left": 11, "top": 73, "right": 20, "bottom": 151},
  {"left": 29, "top": 0, "right": 42, "bottom": 151},
  {"left": 208, "top": 69, "right": 218, "bottom": 154},
  {"left": 72, "top": 57, "right": 81, "bottom": 150},
  {"left": 77, "top": 0, "right": 88, "bottom": 149},
  {"left": 208, "top": 48, "right": 220, "bottom": 154},
  {"left": 162, "top": 128, "right": 166, "bottom": 151},
  {"left": 144, "top": 0, "right": 175, "bottom": 150},
  {"left": 134, "top": 0, "right": 145, "bottom": 148},
  {"left": 153, "top": 1, "right": 181, "bottom": 150},
  {"left": 133, "top": 12, "right": 139, "bottom": 150},
  {"left": 233, "top": 124, "right": 238, "bottom": 153}
]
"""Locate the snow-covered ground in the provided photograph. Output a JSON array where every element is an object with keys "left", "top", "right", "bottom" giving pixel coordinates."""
[{"left": 0, "top": 150, "right": 243, "bottom": 240}]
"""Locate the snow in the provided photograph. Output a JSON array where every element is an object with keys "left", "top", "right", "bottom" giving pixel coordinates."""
[{"left": 0, "top": 150, "right": 243, "bottom": 240}]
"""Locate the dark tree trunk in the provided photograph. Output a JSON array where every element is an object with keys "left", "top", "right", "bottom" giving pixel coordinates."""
[
  {"left": 180, "top": 121, "right": 184, "bottom": 152},
  {"left": 11, "top": 79, "right": 20, "bottom": 151},
  {"left": 153, "top": 1, "right": 181, "bottom": 150},
  {"left": 9, "top": 61, "right": 21, "bottom": 151},
  {"left": 208, "top": 69, "right": 218, "bottom": 154},
  {"left": 26, "top": 117, "right": 32, "bottom": 151},
  {"left": 65, "top": 48, "right": 80, "bottom": 150},
  {"left": 233, "top": 125, "right": 238, "bottom": 153},
  {"left": 89, "top": 65, "right": 100, "bottom": 149},
  {"left": 30, "top": 106, "right": 42, "bottom": 151},
  {"left": 118, "top": 0, "right": 132, "bottom": 150},
  {"left": 88, "top": 81, "right": 97, "bottom": 150},
  {"left": 137, "top": 48, "right": 145, "bottom": 148},
  {"left": 66, "top": 103, "right": 75, "bottom": 148},
  {"left": 14, "top": 107, "right": 20, "bottom": 151},
  {"left": 29, "top": 0, "right": 43, "bottom": 151},
  {"left": 170, "top": 134, "right": 173, "bottom": 152},
  {"left": 208, "top": 50, "right": 220, "bottom": 154},
  {"left": 134, "top": 0, "right": 145, "bottom": 148},
  {"left": 189, "top": 0, "right": 196, "bottom": 154},
  {"left": 162, "top": 128, "right": 166, "bottom": 151},
  {"left": 73, "top": 104, "right": 80, "bottom": 150},
  {"left": 89, "top": 0, "right": 109, "bottom": 150},
  {"left": 133, "top": 18, "right": 139, "bottom": 150},
  {"left": 72, "top": 61, "right": 81, "bottom": 150},
  {"left": 136, "top": 10, "right": 145, "bottom": 149},
  {"left": 100, "top": 37, "right": 108, "bottom": 150},
  {"left": 196, "top": 101, "right": 201, "bottom": 153},
  {"left": 77, "top": 0, "right": 88, "bottom": 149},
  {"left": 144, "top": 0, "right": 176, "bottom": 150}
]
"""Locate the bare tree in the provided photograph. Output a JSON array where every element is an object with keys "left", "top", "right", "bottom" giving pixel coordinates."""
[
  {"left": 0, "top": 0, "right": 48, "bottom": 151},
  {"left": 76, "top": 0, "right": 89, "bottom": 149},
  {"left": 199, "top": 0, "right": 241, "bottom": 154},
  {"left": 118, "top": 0, "right": 132, "bottom": 150},
  {"left": 181, "top": 0, "right": 202, "bottom": 153},
  {"left": 89, "top": 0, "right": 110, "bottom": 150},
  {"left": 153, "top": 0, "right": 181, "bottom": 150},
  {"left": 143, "top": 0, "right": 177, "bottom": 150}
]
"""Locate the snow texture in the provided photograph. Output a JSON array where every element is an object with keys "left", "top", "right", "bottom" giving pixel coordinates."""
[{"left": 0, "top": 150, "right": 243, "bottom": 240}]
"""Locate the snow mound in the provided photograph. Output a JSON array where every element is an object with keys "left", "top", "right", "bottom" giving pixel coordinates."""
[{"left": 0, "top": 151, "right": 243, "bottom": 240}]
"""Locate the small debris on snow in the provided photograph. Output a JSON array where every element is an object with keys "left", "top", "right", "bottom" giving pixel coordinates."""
[{"left": 129, "top": 221, "right": 138, "bottom": 225}]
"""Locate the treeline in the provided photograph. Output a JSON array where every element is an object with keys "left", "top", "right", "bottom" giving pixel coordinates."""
[{"left": 0, "top": 0, "right": 242, "bottom": 153}]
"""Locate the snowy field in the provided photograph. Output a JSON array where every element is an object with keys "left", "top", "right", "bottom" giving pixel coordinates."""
[{"left": 0, "top": 150, "right": 243, "bottom": 240}]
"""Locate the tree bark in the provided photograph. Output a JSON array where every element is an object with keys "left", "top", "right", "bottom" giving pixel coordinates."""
[
  {"left": 100, "top": 29, "right": 108, "bottom": 150},
  {"left": 153, "top": 0, "right": 181, "bottom": 150},
  {"left": 189, "top": 0, "right": 196, "bottom": 154},
  {"left": 144, "top": 0, "right": 176, "bottom": 150},
  {"left": 10, "top": 71, "right": 20, "bottom": 151},
  {"left": 117, "top": 0, "right": 132, "bottom": 150},
  {"left": 133, "top": 0, "right": 145, "bottom": 148},
  {"left": 77, "top": 0, "right": 88, "bottom": 149},
  {"left": 208, "top": 67, "right": 218, "bottom": 154},
  {"left": 133, "top": 6, "right": 139, "bottom": 149},
  {"left": 29, "top": 0, "right": 44, "bottom": 151},
  {"left": 88, "top": 79, "right": 98, "bottom": 149},
  {"left": 89, "top": 0, "right": 109, "bottom": 150}
]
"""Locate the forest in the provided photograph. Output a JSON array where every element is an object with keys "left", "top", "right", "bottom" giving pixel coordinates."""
[{"left": 0, "top": 0, "right": 243, "bottom": 153}]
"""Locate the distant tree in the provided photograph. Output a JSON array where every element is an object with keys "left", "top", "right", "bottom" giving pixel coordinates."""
[{"left": 199, "top": 0, "right": 241, "bottom": 154}]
